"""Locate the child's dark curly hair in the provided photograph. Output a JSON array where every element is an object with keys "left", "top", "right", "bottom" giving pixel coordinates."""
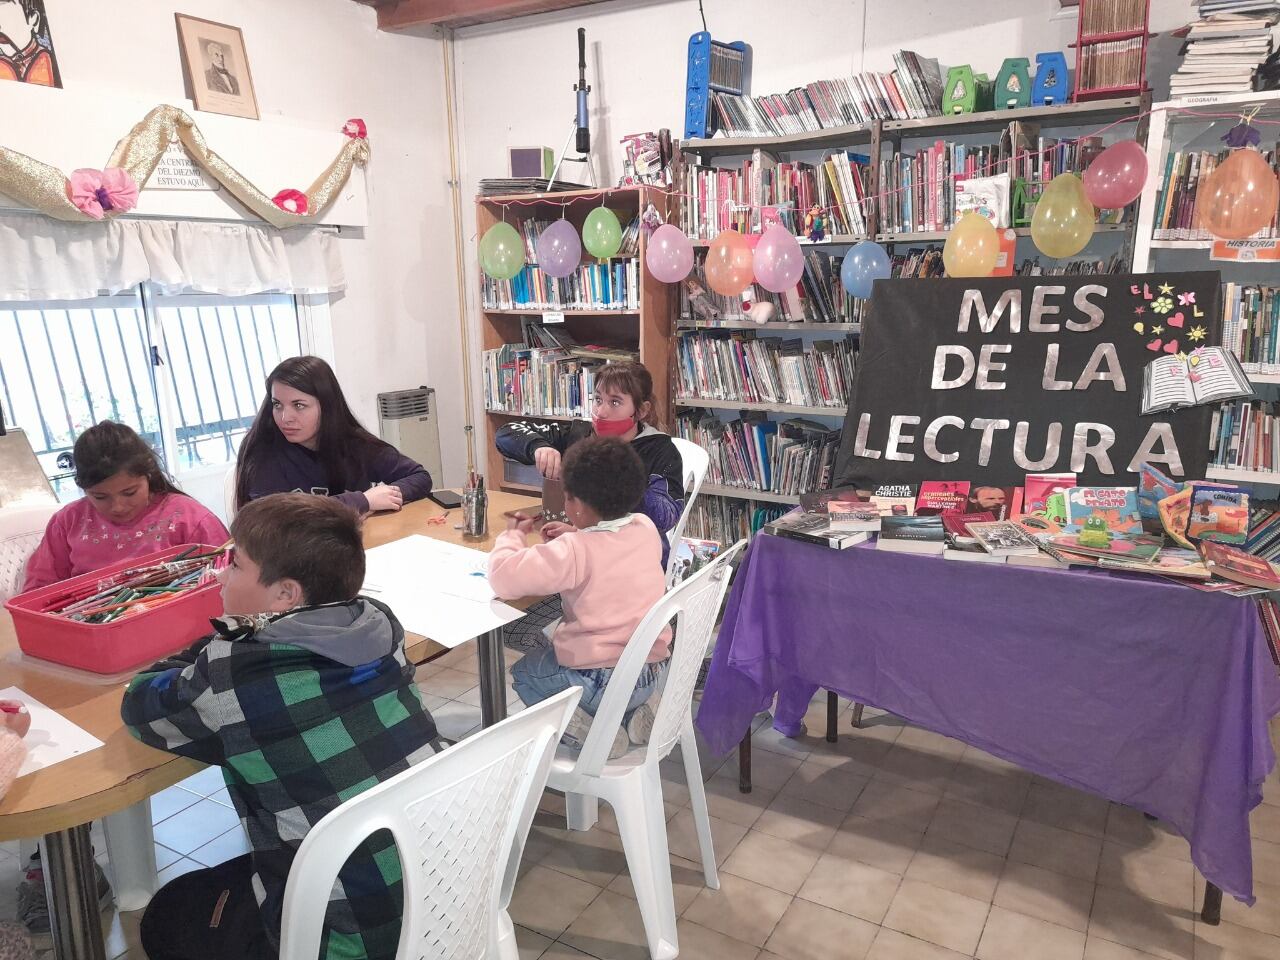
[{"left": 562, "top": 437, "right": 646, "bottom": 521}]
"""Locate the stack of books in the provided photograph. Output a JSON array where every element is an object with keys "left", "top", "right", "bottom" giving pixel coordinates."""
[
  {"left": 676, "top": 410, "right": 841, "bottom": 497},
  {"left": 1221, "top": 282, "right": 1280, "bottom": 373},
  {"left": 675, "top": 331, "right": 857, "bottom": 408},
  {"left": 480, "top": 260, "right": 641, "bottom": 311},
  {"left": 1151, "top": 147, "right": 1279, "bottom": 241},
  {"left": 1172, "top": 2, "right": 1279, "bottom": 97},
  {"left": 707, "top": 49, "right": 944, "bottom": 138},
  {"left": 682, "top": 153, "right": 871, "bottom": 240}
]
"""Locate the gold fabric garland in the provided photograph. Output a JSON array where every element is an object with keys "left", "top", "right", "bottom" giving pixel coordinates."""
[{"left": 0, "top": 104, "right": 370, "bottom": 229}]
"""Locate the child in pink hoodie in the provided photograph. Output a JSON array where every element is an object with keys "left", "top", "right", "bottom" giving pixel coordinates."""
[{"left": 489, "top": 437, "right": 670, "bottom": 757}]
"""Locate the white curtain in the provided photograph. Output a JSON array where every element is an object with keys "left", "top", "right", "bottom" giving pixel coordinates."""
[{"left": 0, "top": 214, "right": 345, "bottom": 300}]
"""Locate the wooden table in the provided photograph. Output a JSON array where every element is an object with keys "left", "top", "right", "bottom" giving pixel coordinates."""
[{"left": 0, "top": 490, "right": 538, "bottom": 959}]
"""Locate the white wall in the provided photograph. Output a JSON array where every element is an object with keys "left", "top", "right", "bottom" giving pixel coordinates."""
[
  {"left": 28, "top": 0, "right": 468, "bottom": 486},
  {"left": 450, "top": 0, "right": 1191, "bottom": 429}
]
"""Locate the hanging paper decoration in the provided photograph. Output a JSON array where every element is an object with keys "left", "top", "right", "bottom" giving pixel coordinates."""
[
  {"left": 1082, "top": 140, "right": 1147, "bottom": 209},
  {"left": 704, "top": 228, "right": 755, "bottom": 297},
  {"left": 582, "top": 206, "right": 623, "bottom": 259},
  {"left": 839, "top": 241, "right": 892, "bottom": 298},
  {"left": 66, "top": 168, "right": 139, "bottom": 220},
  {"left": 342, "top": 118, "right": 368, "bottom": 140},
  {"left": 1031, "top": 173, "right": 1095, "bottom": 258},
  {"left": 645, "top": 223, "right": 694, "bottom": 283},
  {"left": 942, "top": 212, "right": 999, "bottom": 277},
  {"left": 1200, "top": 121, "right": 1280, "bottom": 241},
  {"left": 0, "top": 105, "right": 369, "bottom": 229},
  {"left": 752, "top": 225, "right": 804, "bottom": 293},
  {"left": 479, "top": 221, "right": 525, "bottom": 280},
  {"left": 536, "top": 219, "right": 583, "bottom": 279}
]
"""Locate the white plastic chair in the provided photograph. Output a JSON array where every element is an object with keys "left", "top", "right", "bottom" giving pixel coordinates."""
[
  {"left": 222, "top": 466, "right": 238, "bottom": 523},
  {"left": 277, "top": 687, "right": 581, "bottom": 960},
  {"left": 665, "top": 438, "right": 711, "bottom": 586},
  {"left": 0, "top": 502, "right": 59, "bottom": 602},
  {"left": 549, "top": 540, "right": 746, "bottom": 960}
]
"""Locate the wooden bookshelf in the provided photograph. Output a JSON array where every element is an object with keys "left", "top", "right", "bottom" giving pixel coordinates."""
[{"left": 476, "top": 185, "right": 675, "bottom": 494}]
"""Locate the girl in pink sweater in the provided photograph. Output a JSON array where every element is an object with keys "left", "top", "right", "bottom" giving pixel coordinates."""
[
  {"left": 489, "top": 437, "right": 670, "bottom": 757},
  {"left": 22, "top": 422, "right": 229, "bottom": 592}
]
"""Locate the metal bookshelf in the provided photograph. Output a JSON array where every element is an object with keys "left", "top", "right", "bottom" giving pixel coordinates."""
[{"left": 698, "top": 484, "right": 802, "bottom": 505}]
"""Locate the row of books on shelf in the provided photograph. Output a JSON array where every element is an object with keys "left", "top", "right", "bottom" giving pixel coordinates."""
[
  {"left": 1152, "top": 147, "right": 1280, "bottom": 241},
  {"left": 876, "top": 128, "right": 1114, "bottom": 234},
  {"left": 676, "top": 409, "right": 840, "bottom": 496},
  {"left": 516, "top": 217, "right": 641, "bottom": 260},
  {"left": 481, "top": 260, "right": 641, "bottom": 311},
  {"left": 675, "top": 330, "right": 857, "bottom": 409},
  {"left": 1076, "top": 38, "right": 1146, "bottom": 93},
  {"left": 1222, "top": 282, "right": 1280, "bottom": 373},
  {"left": 1210, "top": 399, "right": 1280, "bottom": 474},
  {"left": 682, "top": 153, "right": 871, "bottom": 239},
  {"left": 708, "top": 50, "right": 944, "bottom": 139},
  {"left": 1080, "top": 0, "right": 1148, "bottom": 34},
  {"left": 481, "top": 325, "right": 639, "bottom": 418},
  {"left": 683, "top": 497, "right": 787, "bottom": 546}
]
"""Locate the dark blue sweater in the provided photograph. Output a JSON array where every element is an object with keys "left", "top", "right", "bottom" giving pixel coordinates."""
[{"left": 243, "top": 439, "right": 432, "bottom": 513}]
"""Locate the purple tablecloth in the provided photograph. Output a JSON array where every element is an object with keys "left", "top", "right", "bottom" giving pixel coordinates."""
[{"left": 696, "top": 534, "right": 1280, "bottom": 904}]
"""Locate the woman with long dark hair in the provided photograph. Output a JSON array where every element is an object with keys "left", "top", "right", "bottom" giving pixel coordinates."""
[{"left": 235, "top": 356, "right": 432, "bottom": 513}]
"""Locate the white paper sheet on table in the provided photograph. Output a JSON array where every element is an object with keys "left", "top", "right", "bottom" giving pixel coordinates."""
[
  {"left": 0, "top": 686, "right": 105, "bottom": 778},
  {"left": 362, "top": 535, "right": 525, "bottom": 648}
]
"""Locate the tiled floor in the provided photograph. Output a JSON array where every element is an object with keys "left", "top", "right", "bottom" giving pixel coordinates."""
[{"left": 7, "top": 639, "right": 1280, "bottom": 960}]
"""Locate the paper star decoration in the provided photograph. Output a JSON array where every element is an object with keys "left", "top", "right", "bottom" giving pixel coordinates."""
[
  {"left": 1187, "top": 325, "right": 1208, "bottom": 342},
  {"left": 1151, "top": 325, "right": 1164, "bottom": 335},
  {"left": 1158, "top": 283, "right": 1174, "bottom": 295},
  {"left": 1134, "top": 306, "right": 1146, "bottom": 315}
]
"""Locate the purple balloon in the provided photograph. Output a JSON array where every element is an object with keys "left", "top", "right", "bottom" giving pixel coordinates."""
[
  {"left": 645, "top": 224, "right": 694, "bottom": 283},
  {"left": 752, "top": 225, "right": 805, "bottom": 293},
  {"left": 536, "top": 219, "right": 582, "bottom": 279}
]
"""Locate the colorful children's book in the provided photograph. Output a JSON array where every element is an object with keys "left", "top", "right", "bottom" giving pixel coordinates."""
[
  {"left": 876, "top": 515, "right": 946, "bottom": 554},
  {"left": 1099, "top": 546, "right": 1211, "bottom": 580},
  {"left": 1047, "top": 531, "right": 1164, "bottom": 563},
  {"left": 1186, "top": 486, "right": 1251, "bottom": 545},
  {"left": 870, "top": 483, "right": 918, "bottom": 517},
  {"left": 915, "top": 481, "right": 971, "bottom": 515},
  {"left": 1023, "top": 473, "right": 1076, "bottom": 514},
  {"left": 1158, "top": 486, "right": 1196, "bottom": 549},
  {"left": 1137, "top": 462, "right": 1184, "bottom": 529},
  {"left": 1061, "top": 487, "right": 1142, "bottom": 538},
  {"left": 1200, "top": 542, "right": 1280, "bottom": 590},
  {"left": 671, "top": 537, "right": 722, "bottom": 581},
  {"left": 966, "top": 520, "right": 1042, "bottom": 557},
  {"left": 962, "top": 485, "right": 1022, "bottom": 520}
]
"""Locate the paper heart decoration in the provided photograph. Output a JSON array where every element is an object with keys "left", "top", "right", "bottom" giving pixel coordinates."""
[
  {"left": 1133, "top": 322, "right": 1144, "bottom": 333},
  {"left": 1147, "top": 338, "right": 1161, "bottom": 352},
  {"left": 1168, "top": 312, "right": 1185, "bottom": 328},
  {"left": 1164, "top": 339, "right": 1179, "bottom": 354},
  {"left": 1190, "top": 370, "right": 1202, "bottom": 383}
]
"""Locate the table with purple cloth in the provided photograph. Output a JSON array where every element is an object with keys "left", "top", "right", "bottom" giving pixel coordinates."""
[{"left": 695, "top": 533, "right": 1280, "bottom": 908}]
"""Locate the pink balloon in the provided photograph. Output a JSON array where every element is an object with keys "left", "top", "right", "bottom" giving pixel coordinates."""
[
  {"left": 752, "top": 225, "right": 805, "bottom": 293},
  {"left": 535, "top": 219, "right": 582, "bottom": 279},
  {"left": 705, "top": 229, "right": 755, "bottom": 297},
  {"left": 1083, "top": 140, "right": 1148, "bottom": 209},
  {"left": 645, "top": 224, "right": 694, "bottom": 283}
]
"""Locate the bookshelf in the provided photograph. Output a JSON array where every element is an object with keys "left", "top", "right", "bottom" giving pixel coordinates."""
[
  {"left": 676, "top": 95, "right": 1151, "bottom": 524},
  {"left": 476, "top": 185, "right": 676, "bottom": 494},
  {"left": 1131, "top": 91, "right": 1280, "bottom": 482}
]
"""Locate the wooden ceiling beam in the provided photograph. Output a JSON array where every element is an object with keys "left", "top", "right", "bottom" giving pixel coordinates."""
[{"left": 358, "top": 0, "right": 609, "bottom": 31}]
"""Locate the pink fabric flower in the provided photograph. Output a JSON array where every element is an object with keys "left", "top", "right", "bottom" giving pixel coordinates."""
[
  {"left": 342, "top": 118, "right": 368, "bottom": 140},
  {"left": 67, "top": 167, "right": 139, "bottom": 220},
  {"left": 272, "top": 189, "right": 309, "bottom": 215}
]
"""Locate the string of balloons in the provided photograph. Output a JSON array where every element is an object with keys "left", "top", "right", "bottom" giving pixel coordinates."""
[{"left": 478, "top": 103, "right": 1280, "bottom": 297}]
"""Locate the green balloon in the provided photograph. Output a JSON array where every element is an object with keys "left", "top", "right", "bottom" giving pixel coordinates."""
[
  {"left": 582, "top": 206, "right": 623, "bottom": 259},
  {"left": 480, "top": 222, "right": 525, "bottom": 280}
]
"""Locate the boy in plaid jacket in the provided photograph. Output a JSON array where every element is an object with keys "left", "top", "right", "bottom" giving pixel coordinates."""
[{"left": 122, "top": 493, "right": 437, "bottom": 960}]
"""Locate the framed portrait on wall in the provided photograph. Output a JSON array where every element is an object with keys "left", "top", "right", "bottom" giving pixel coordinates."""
[{"left": 175, "top": 13, "right": 258, "bottom": 120}]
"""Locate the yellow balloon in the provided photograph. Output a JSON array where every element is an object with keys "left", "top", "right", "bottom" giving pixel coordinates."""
[
  {"left": 1031, "top": 173, "right": 1095, "bottom": 259},
  {"left": 943, "top": 212, "right": 999, "bottom": 277}
]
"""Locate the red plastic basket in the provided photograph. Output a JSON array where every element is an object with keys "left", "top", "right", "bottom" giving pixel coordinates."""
[{"left": 4, "top": 544, "right": 224, "bottom": 675}]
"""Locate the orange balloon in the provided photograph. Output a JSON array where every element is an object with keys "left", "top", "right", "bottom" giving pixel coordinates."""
[
  {"left": 705, "top": 229, "right": 755, "bottom": 297},
  {"left": 1199, "top": 148, "right": 1280, "bottom": 241},
  {"left": 942, "top": 212, "right": 1000, "bottom": 278}
]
